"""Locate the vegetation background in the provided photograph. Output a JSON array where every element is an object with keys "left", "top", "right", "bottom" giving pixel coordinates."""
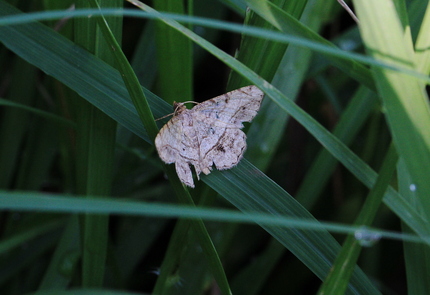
[{"left": 0, "top": 0, "right": 430, "bottom": 294}]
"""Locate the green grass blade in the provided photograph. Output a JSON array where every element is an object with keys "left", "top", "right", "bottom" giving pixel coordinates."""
[
  {"left": 296, "top": 86, "right": 378, "bottom": 209},
  {"left": 317, "top": 144, "right": 398, "bottom": 295},
  {"left": 153, "top": 0, "right": 192, "bottom": 104},
  {"left": 414, "top": 2, "right": 430, "bottom": 74},
  {"left": 84, "top": 1, "right": 158, "bottom": 141},
  {"left": 74, "top": 0, "right": 121, "bottom": 287},
  {"left": 1, "top": 192, "right": 423, "bottom": 244}
]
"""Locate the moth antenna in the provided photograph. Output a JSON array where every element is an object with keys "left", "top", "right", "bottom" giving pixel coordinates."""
[
  {"left": 155, "top": 113, "right": 174, "bottom": 121},
  {"left": 155, "top": 101, "right": 199, "bottom": 121}
]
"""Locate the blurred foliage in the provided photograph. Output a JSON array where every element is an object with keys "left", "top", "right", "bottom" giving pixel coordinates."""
[{"left": 0, "top": 0, "right": 430, "bottom": 294}]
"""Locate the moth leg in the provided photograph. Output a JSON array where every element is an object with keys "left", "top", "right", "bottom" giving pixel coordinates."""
[{"left": 175, "top": 160, "right": 195, "bottom": 188}]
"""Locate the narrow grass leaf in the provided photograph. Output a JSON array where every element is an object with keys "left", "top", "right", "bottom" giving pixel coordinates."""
[
  {"left": 1, "top": 192, "right": 424, "bottom": 244},
  {"left": 318, "top": 144, "right": 398, "bottom": 295},
  {"left": 74, "top": 0, "right": 119, "bottom": 287},
  {"left": 154, "top": 0, "right": 192, "bottom": 104}
]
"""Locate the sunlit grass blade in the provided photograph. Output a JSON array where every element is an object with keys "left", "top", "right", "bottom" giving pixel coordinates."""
[
  {"left": 353, "top": 2, "right": 430, "bottom": 294},
  {"left": 414, "top": 1, "right": 430, "bottom": 73},
  {"left": 354, "top": 0, "right": 430, "bottom": 232}
]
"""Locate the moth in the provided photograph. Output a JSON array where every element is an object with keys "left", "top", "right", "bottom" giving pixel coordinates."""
[{"left": 155, "top": 85, "right": 264, "bottom": 187}]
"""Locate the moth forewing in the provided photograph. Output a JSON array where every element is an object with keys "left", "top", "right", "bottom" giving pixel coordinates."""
[{"left": 155, "top": 85, "right": 263, "bottom": 187}]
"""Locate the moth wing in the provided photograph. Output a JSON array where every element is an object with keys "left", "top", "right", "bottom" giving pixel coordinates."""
[{"left": 192, "top": 85, "right": 264, "bottom": 128}]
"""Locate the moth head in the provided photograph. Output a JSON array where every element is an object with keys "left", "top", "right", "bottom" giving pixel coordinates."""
[
  {"left": 173, "top": 101, "right": 198, "bottom": 116},
  {"left": 173, "top": 102, "right": 186, "bottom": 115}
]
